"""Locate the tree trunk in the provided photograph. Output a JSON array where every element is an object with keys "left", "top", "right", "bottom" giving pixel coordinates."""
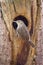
[{"left": 0, "top": 0, "right": 41, "bottom": 65}]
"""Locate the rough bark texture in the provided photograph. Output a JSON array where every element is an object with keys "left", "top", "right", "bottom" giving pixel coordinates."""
[
  {"left": 35, "top": 0, "right": 43, "bottom": 65},
  {"left": 0, "top": 9, "right": 11, "bottom": 65},
  {"left": 0, "top": 0, "right": 41, "bottom": 65}
]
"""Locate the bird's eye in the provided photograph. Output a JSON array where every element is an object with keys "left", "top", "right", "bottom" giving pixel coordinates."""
[{"left": 12, "top": 22, "right": 18, "bottom": 30}]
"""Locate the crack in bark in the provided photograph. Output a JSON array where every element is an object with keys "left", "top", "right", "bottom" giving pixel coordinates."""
[{"left": 12, "top": 0, "right": 17, "bottom": 14}]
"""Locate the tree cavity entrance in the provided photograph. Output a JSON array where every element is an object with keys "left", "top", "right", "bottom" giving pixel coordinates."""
[{"left": 13, "top": 15, "right": 28, "bottom": 27}]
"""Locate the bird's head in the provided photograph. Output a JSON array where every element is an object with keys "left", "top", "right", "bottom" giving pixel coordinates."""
[{"left": 12, "top": 20, "right": 24, "bottom": 30}]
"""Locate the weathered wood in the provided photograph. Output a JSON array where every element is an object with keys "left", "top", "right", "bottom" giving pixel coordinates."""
[
  {"left": 0, "top": 10, "right": 11, "bottom": 65},
  {"left": 0, "top": 0, "right": 41, "bottom": 65}
]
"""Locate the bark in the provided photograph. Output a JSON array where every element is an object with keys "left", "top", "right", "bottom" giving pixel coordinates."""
[
  {"left": 0, "top": 0, "right": 41, "bottom": 65},
  {"left": 0, "top": 10, "right": 11, "bottom": 65}
]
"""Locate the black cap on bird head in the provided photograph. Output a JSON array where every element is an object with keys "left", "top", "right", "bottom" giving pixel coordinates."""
[
  {"left": 12, "top": 22, "right": 18, "bottom": 30},
  {"left": 12, "top": 20, "right": 24, "bottom": 30}
]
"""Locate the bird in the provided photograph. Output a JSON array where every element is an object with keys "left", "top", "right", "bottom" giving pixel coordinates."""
[{"left": 12, "top": 20, "right": 35, "bottom": 47}]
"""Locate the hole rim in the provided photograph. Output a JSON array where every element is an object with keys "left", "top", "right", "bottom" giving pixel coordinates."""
[{"left": 13, "top": 15, "right": 28, "bottom": 27}]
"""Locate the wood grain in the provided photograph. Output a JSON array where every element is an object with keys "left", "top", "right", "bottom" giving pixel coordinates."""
[{"left": 0, "top": 0, "right": 41, "bottom": 65}]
